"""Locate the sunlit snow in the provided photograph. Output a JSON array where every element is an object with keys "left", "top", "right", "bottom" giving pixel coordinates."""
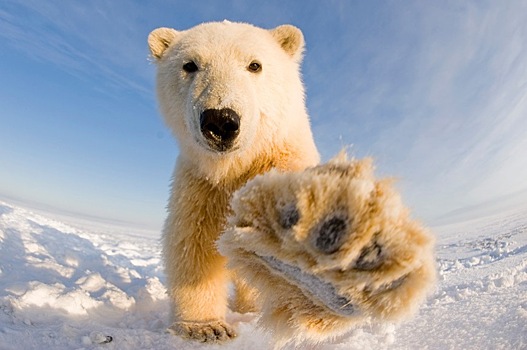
[{"left": 0, "top": 201, "right": 526, "bottom": 349}]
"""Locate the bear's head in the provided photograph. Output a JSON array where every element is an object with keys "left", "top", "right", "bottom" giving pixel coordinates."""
[{"left": 148, "top": 21, "right": 308, "bottom": 181}]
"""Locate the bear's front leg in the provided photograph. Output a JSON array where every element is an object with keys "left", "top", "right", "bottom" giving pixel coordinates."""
[
  {"left": 219, "top": 153, "right": 436, "bottom": 345},
  {"left": 231, "top": 274, "right": 259, "bottom": 313},
  {"left": 163, "top": 160, "right": 236, "bottom": 342}
]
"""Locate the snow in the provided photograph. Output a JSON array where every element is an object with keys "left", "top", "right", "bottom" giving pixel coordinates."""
[{"left": 1, "top": 200, "right": 526, "bottom": 349}]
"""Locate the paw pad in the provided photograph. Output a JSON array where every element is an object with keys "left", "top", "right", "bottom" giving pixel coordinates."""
[
  {"left": 313, "top": 216, "right": 348, "bottom": 254},
  {"left": 354, "top": 241, "right": 383, "bottom": 270},
  {"left": 279, "top": 204, "right": 300, "bottom": 229}
]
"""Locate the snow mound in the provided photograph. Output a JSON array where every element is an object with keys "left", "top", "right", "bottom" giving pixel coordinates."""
[{"left": 1, "top": 201, "right": 526, "bottom": 349}]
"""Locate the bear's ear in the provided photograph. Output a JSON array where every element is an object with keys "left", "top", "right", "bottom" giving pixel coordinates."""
[
  {"left": 148, "top": 27, "right": 180, "bottom": 60},
  {"left": 270, "top": 25, "right": 305, "bottom": 62}
]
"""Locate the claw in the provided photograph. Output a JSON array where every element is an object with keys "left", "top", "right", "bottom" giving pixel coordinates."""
[{"left": 168, "top": 321, "right": 236, "bottom": 343}]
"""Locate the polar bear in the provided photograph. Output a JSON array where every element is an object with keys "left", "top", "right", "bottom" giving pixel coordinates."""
[
  {"left": 148, "top": 21, "right": 320, "bottom": 342},
  {"left": 218, "top": 153, "right": 436, "bottom": 346},
  {"left": 148, "top": 21, "right": 436, "bottom": 345}
]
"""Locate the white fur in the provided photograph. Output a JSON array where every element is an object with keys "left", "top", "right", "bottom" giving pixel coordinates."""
[
  {"left": 153, "top": 22, "right": 318, "bottom": 183},
  {"left": 148, "top": 21, "right": 319, "bottom": 343}
]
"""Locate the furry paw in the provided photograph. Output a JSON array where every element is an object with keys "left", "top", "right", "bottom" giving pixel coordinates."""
[
  {"left": 218, "top": 152, "right": 436, "bottom": 344},
  {"left": 168, "top": 320, "right": 236, "bottom": 343}
]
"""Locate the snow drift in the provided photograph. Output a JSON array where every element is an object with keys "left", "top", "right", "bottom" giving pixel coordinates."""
[{"left": 0, "top": 200, "right": 526, "bottom": 349}]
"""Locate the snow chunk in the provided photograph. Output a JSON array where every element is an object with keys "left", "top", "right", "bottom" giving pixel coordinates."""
[
  {"left": 76, "top": 272, "right": 106, "bottom": 292},
  {"left": 15, "top": 281, "right": 102, "bottom": 315}
]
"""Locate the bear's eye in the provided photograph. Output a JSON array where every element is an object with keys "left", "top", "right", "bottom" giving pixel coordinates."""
[
  {"left": 183, "top": 61, "right": 198, "bottom": 73},
  {"left": 247, "top": 61, "right": 262, "bottom": 73}
]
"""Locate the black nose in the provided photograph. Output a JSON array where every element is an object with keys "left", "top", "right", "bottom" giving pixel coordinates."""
[{"left": 200, "top": 108, "right": 240, "bottom": 152}]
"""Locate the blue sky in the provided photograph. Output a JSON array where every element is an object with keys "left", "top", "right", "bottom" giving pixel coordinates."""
[{"left": 1, "top": 1, "right": 527, "bottom": 231}]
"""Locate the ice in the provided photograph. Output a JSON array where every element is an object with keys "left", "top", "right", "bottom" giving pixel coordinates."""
[{"left": 0, "top": 200, "right": 526, "bottom": 349}]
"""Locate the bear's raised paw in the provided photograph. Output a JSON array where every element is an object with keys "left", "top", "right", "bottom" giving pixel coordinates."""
[
  {"left": 218, "top": 151, "right": 436, "bottom": 345},
  {"left": 168, "top": 320, "right": 236, "bottom": 343}
]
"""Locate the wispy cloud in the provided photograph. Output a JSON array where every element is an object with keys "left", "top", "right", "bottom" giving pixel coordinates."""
[
  {"left": 305, "top": 1, "right": 527, "bottom": 221},
  {"left": 393, "top": 2, "right": 527, "bottom": 219},
  {"left": 0, "top": 1, "right": 154, "bottom": 98}
]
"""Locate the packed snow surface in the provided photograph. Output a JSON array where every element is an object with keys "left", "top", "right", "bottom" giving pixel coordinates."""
[{"left": 0, "top": 200, "right": 526, "bottom": 349}]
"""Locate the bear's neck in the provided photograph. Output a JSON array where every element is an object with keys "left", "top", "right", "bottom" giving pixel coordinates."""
[{"left": 179, "top": 151, "right": 276, "bottom": 192}]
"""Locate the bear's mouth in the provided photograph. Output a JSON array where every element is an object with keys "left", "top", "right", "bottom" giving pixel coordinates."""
[
  {"left": 255, "top": 254, "right": 357, "bottom": 317},
  {"left": 194, "top": 134, "right": 240, "bottom": 154},
  {"left": 204, "top": 139, "right": 240, "bottom": 153}
]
